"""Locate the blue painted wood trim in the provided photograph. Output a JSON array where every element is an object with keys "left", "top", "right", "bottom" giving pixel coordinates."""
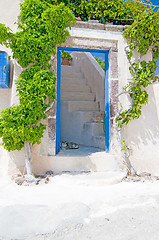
[
  {"left": 0, "top": 51, "right": 10, "bottom": 88},
  {"left": 58, "top": 47, "right": 107, "bottom": 54},
  {"left": 56, "top": 48, "right": 61, "bottom": 154},
  {"left": 56, "top": 47, "right": 109, "bottom": 154},
  {"left": 105, "top": 51, "right": 109, "bottom": 152}
]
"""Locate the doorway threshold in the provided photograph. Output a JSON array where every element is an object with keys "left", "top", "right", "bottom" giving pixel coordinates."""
[
  {"left": 58, "top": 145, "right": 102, "bottom": 157},
  {"left": 49, "top": 145, "right": 120, "bottom": 173}
]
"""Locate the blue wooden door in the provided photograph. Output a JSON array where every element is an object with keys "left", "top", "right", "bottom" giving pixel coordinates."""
[
  {"left": 0, "top": 51, "right": 10, "bottom": 88},
  {"left": 56, "top": 47, "right": 109, "bottom": 154}
]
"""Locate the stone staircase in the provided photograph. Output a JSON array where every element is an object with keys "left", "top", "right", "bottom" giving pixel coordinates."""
[{"left": 60, "top": 65, "right": 105, "bottom": 149}]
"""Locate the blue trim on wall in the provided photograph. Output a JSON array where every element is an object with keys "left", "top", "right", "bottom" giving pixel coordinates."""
[
  {"left": 0, "top": 51, "right": 10, "bottom": 88},
  {"left": 56, "top": 47, "right": 109, "bottom": 154},
  {"left": 56, "top": 49, "right": 61, "bottom": 154},
  {"left": 105, "top": 52, "right": 109, "bottom": 152}
]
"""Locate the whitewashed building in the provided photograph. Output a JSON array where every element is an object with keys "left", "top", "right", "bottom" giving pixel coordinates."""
[{"left": 0, "top": 0, "right": 159, "bottom": 178}]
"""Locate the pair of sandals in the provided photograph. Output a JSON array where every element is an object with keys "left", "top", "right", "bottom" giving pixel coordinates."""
[{"left": 61, "top": 142, "right": 79, "bottom": 150}]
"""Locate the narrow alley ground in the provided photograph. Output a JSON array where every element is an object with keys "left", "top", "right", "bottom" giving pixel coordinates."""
[{"left": 0, "top": 173, "right": 159, "bottom": 240}]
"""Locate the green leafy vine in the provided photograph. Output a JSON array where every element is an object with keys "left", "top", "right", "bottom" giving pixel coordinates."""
[
  {"left": 0, "top": 0, "right": 159, "bottom": 174},
  {"left": 0, "top": 0, "right": 75, "bottom": 175},
  {"left": 116, "top": 7, "right": 159, "bottom": 127},
  {"left": 54, "top": 0, "right": 159, "bottom": 128}
]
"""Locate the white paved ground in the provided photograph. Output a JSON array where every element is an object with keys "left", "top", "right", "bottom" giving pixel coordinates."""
[{"left": 0, "top": 173, "right": 159, "bottom": 240}]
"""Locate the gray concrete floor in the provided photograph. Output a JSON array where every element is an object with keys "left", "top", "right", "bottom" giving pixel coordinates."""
[{"left": 59, "top": 145, "right": 102, "bottom": 156}]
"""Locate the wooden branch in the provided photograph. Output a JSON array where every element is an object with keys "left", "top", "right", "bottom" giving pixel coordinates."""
[
  {"left": 117, "top": 95, "right": 135, "bottom": 125},
  {"left": 116, "top": 90, "right": 132, "bottom": 98},
  {"left": 108, "top": 17, "right": 134, "bottom": 21},
  {"left": 132, "top": 0, "right": 159, "bottom": 8},
  {"left": 44, "top": 102, "right": 54, "bottom": 114},
  {"left": 124, "top": 46, "right": 136, "bottom": 75},
  {"left": 24, "top": 141, "right": 32, "bottom": 176}
]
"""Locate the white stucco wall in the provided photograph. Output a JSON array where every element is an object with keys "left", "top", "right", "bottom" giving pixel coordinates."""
[
  {"left": 0, "top": 0, "right": 21, "bottom": 108},
  {"left": 122, "top": 83, "right": 159, "bottom": 175},
  {"left": 71, "top": 52, "right": 105, "bottom": 111},
  {"left": 0, "top": 0, "right": 22, "bottom": 177},
  {"left": 0, "top": 0, "right": 159, "bottom": 176},
  {"left": 66, "top": 24, "right": 159, "bottom": 175},
  {"left": 0, "top": 0, "right": 54, "bottom": 176}
]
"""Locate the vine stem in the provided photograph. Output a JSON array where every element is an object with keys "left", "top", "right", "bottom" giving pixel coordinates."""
[
  {"left": 124, "top": 45, "right": 136, "bottom": 74},
  {"left": 133, "top": 0, "right": 159, "bottom": 8},
  {"left": 44, "top": 102, "right": 54, "bottom": 114},
  {"left": 24, "top": 141, "right": 32, "bottom": 176}
]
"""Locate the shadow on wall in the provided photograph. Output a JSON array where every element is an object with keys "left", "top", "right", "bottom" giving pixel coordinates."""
[{"left": 123, "top": 83, "right": 159, "bottom": 174}]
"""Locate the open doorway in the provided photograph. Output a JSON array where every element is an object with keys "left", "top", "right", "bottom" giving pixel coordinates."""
[{"left": 56, "top": 47, "right": 109, "bottom": 154}]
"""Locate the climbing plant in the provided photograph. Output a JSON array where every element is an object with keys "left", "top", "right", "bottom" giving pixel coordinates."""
[
  {"left": 95, "top": 57, "right": 105, "bottom": 71},
  {"left": 0, "top": 0, "right": 159, "bottom": 175},
  {"left": 116, "top": 5, "right": 159, "bottom": 126},
  {"left": 50, "top": 0, "right": 159, "bottom": 128},
  {"left": 52, "top": 0, "right": 148, "bottom": 25},
  {"left": 0, "top": 0, "right": 75, "bottom": 176}
]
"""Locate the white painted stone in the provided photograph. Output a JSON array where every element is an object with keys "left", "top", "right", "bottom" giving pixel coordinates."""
[{"left": 0, "top": 0, "right": 158, "bottom": 176}]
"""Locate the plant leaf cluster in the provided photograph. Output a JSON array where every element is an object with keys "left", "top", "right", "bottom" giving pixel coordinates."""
[
  {"left": 54, "top": 0, "right": 159, "bottom": 128},
  {"left": 95, "top": 57, "right": 105, "bottom": 71},
  {"left": 0, "top": 0, "right": 75, "bottom": 151},
  {"left": 50, "top": 0, "right": 148, "bottom": 25},
  {"left": 61, "top": 50, "right": 72, "bottom": 61},
  {"left": 117, "top": 7, "right": 159, "bottom": 126}
]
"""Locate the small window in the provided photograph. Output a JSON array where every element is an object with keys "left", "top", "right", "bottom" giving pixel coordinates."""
[{"left": 0, "top": 51, "right": 11, "bottom": 88}]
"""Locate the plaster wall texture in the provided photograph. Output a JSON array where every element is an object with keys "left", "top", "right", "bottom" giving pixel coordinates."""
[
  {"left": 0, "top": 0, "right": 22, "bottom": 177},
  {"left": 68, "top": 26, "right": 129, "bottom": 110},
  {"left": 0, "top": 0, "right": 21, "bottom": 107},
  {"left": 71, "top": 51, "right": 105, "bottom": 111},
  {"left": 0, "top": 0, "right": 55, "bottom": 176},
  {"left": 66, "top": 25, "right": 159, "bottom": 175},
  {"left": 122, "top": 83, "right": 159, "bottom": 175},
  {"left": 0, "top": 0, "right": 158, "bottom": 176}
]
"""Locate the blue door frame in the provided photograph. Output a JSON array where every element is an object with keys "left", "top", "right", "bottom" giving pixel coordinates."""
[{"left": 56, "top": 47, "right": 109, "bottom": 154}]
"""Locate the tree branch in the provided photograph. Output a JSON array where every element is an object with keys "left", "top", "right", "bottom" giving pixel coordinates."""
[{"left": 44, "top": 102, "right": 54, "bottom": 114}]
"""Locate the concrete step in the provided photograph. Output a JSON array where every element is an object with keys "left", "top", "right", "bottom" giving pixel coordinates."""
[
  {"left": 61, "top": 65, "right": 78, "bottom": 72},
  {"left": 61, "top": 77, "right": 86, "bottom": 85},
  {"left": 83, "top": 122, "right": 105, "bottom": 136},
  {"left": 61, "top": 69, "right": 83, "bottom": 79},
  {"left": 61, "top": 92, "right": 95, "bottom": 101},
  {"left": 52, "top": 171, "right": 127, "bottom": 185},
  {"left": 49, "top": 145, "right": 122, "bottom": 173},
  {"left": 61, "top": 103, "right": 105, "bottom": 148},
  {"left": 92, "top": 136, "right": 105, "bottom": 149},
  {"left": 73, "top": 111, "right": 105, "bottom": 123},
  {"left": 61, "top": 84, "right": 91, "bottom": 93},
  {"left": 66, "top": 101, "right": 99, "bottom": 111}
]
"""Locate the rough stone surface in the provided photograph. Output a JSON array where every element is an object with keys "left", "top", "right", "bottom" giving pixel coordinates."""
[
  {"left": 48, "top": 102, "right": 56, "bottom": 156},
  {"left": 110, "top": 80, "right": 119, "bottom": 118},
  {"left": 71, "top": 22, "right": 125, "bottom": 32},
  {"left": 62, "top": 37, "right": 118, "bottom": 51},
  {"left": 109, "top": 49, "right": 118, "bottom": 79}
]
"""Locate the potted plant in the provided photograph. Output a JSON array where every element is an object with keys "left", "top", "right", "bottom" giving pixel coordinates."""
[{"left": 61, "top": 50, "right": 72, "bottom": 65}]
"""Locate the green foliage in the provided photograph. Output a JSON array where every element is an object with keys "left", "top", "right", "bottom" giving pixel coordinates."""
[
  {"left": 0, "top": 105, "right": 46, "bottom": 151},
  {"left": 0, "top": 24, "right": 13, "bottom": 46},
  {"left": 0, "top": 0, "right": 75, "bottom": 152},
  {"left": 121, "top": 140, "right": 128, "bottom": 152},
  {"left": 95, "top": 57, "right": 105, "bottom": 71},
  {"left": 55, "top": 0, "right": 158, "bottom": 128},
  {"left": 117, "top": 6, "right": 159, "bottom": 126},
  {"left": 61, "top": 50, "right": 72, "bottom": 61},
  {"left": 0, "top": 65, "right": 56, "bottom": 152},
  {"left": 0, "top": 0, "right": 75, "bottom": 68},
  {"left": 56, "top": 0, "right": 148, "bottom": 25},
  {"left": 0, "top": 0, "right": 158, "bottom": 150}
]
